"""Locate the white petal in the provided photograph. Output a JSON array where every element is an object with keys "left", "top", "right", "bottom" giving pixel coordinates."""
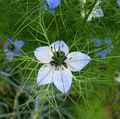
[
  {"left": 94, "top": 8, "right": 104, "bottom": 17},
  {"left": 34, "top": 46, "right": 53, "bottom": 63},
  {"left": 53, "top": 68, "right": 72, "bottom": 94},
  {"left": 66, "top": 52, "right": 92, "bottom": 72},
  {"left": 37, "top": 64, "right": 55, "bottom": 85},
  {"left": 51, "top": 40, "right": 69, "bottom": 54}
]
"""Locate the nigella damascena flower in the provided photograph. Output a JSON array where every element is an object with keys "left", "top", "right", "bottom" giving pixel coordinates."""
[
  {"left": 117, "top": 0, "right": 120, "bottom": 7},
  {"left": 34, "top": 41, "right": 92, "bottom": 94},
  {"left": 81, "top": 0, "right": 104, "bottom": 21},
  {"left": 93, "top": 37, "right": 114, "bottom": 58},
  {"left": 3, "top": 37, "right": 24, "bottom": 61},
  {"left": 46, "top": 0, "right": 60, "bottom": 12},
  {"left": 41, "top": 0, "right": 55, "bottom": 13}
]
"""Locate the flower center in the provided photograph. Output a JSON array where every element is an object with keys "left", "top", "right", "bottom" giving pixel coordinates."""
[
  {"left": 8, "top": 45, "right": 15, "bottom": 51},
  {"left": 50, "top": 48, "right": 67, "bottom": 67}
]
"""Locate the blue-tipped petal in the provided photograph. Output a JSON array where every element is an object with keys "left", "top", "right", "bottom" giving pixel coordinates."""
[
  {"left": 3, "top": 43, "right": 8, "bottom": 50},
  {"left": 46, "top": 0, "right": 60, "bottom": 9},
  {"left": 15, "top": 40, "right": 24, "bottom": 48},
  {"left": 53, "top": 68, "right": 72, "bottom": 94},
  {"left": 37, "top": 64, "right": 54, "bottom": 85},
  {"left": 100, "top": 51, "right": 107, "bottom": 58},
  {"left": 117, "top": 0, "right": 120, "bottom": 7},
  {"left": 66, "top": 52, "right": 92, "bottom": 72},
  {"left": 34, "top": 46, "right": 53, "bottom": 63},
  {"left": 14, "top": 48, "right": 23, "bottom": 55},
  {"left": 93, "top": 38, "right": 102, "bottom": 47},
  {"left": 6, "top": 51, "right": 13, "bottom": 61},
  {"left": 94, "top": 8, "right": 104, "bottom": 17},
  {"left": 8, "top": 37, "right": 13, "bottom": 45},
  {"left": 104, "top": 37, "right": 112, "bottom": 45}
]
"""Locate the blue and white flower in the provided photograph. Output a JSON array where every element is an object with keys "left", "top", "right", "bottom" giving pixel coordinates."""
[
  {"left": 41, "top": 0, "right": 60, "bottom": 13},
  {"left": 41, "top": 0, "right": 56, "bottom": 13},
  {"left": 93, "top": 37, "right": 114, "bottom": 58},
  {"left": 117, "top": 0, "right": 120, "bottom": 7},
  {"left": 34, "top": 41, "right": 91, "bottom": 94},
  {"left": 81, "top": 0, "right": 104, "bottom": 21},
  {"left": 46, "top": 0, "right": 60, "bottom": 10},
  {"left": 3, "top": 37, "right": 24, "bottom": 61}
]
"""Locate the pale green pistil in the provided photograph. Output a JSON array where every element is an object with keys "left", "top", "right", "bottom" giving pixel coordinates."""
[
  {"left": 50, "top": 48, "right": 67, "bottom": 67},
  {"left": 8, "top": 44, "right": 15, "bottom": 51}
]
